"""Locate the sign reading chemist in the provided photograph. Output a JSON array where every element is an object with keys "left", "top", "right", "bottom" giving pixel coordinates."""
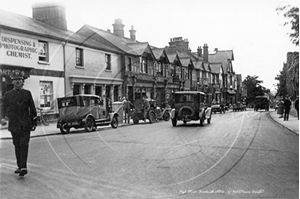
[{"left": 0, "top": 33, "right": 39, "bottom": 66}]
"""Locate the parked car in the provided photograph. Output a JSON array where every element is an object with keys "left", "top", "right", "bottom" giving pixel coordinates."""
[
  {"left": 254, "top": 96, "right": 269, "bottom": 111},
  {"left": 233, "top": 102, "right": 246, "bottom": 111},
  {"left": 131, "top": 98, "right": 156, "bottom": 124},
  {"left": 57, "top": 94, "right": 119, "bottom": 134},
  {"left": 170, "top": 91, "right": 212, "bottom": 126}
]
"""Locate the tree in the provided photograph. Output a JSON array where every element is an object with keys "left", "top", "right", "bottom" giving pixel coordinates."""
[
  {"left": 275, "top": 5, "right": 299, "bottom": 100},
  {"left": 242, "top": 75, "right": 269, "bottom": 105},
  {"left": 277, "top": 5, "right": 299, "bottom": 46}
]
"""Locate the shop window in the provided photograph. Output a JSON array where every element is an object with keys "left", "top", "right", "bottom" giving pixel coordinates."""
[
  {"left": 73, "top": 84, "right": 80, "bottom": 95},
  {"left": 105, "top": 54, "right": 111, "bottom": 70},
  {"left": 76, "top": 48, "right": 84, "bottom": 66},
  {"left": 38, "top": 41, "right": 49, "bottom": 62},
  {"left": 84, "top": 85, "right": 91, "bottom": 94},
  {"left": 39, "top": 81, "right": 53, "bottom": 108}
]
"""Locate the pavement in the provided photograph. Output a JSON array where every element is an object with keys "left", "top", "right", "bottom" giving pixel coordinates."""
[
  {"left": 0, "top": 110, "right": 298, "bottom": 139},
  {"left": 0, "top": 119, "right": 135, "bottom": 140}
]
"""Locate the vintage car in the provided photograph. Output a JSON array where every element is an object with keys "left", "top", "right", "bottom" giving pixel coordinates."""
[
  {"left": 57, "top": 94, "right": 119, "bottom": 134},
  {"left": 170, "top": 91, "right": 212, "bottom": 126},
  {"left": 131, "top": 98, "right": 156, "bottom": 124},
  {"left": 254, "top": 96, "right": 269, "bottom": 111},
  {"left": 233, "top": 102, "right": 246, "bottom": 111},
  {"left": 211, "top": 104, "right": 225, "bottom": 114}
]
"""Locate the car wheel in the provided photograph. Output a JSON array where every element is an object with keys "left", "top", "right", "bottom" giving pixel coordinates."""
[
  {"left": 172, "top": 118, "right": 177, "bottom": 126},
  {"left": 133, "top": 115, "right": 139, "bottom": 124},
  {"left": 85, "top": 117, "right": 95, "bottom": 132},
  {"left": 163, "top": 112, "right": 170, "bottom": 121},
  {"left": 60, "top": 122, "right": 70, "bottom": 134},
  {"left": 111, "top": 115, "right": 118, "bottom": 129},
  {"left": 148, "top": 112, "right": 156, "bottom": 123}
]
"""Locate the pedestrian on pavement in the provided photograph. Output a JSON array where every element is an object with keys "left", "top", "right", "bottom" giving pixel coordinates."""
[
  {"left": 122, "top": 97, "right": 133, "bottom": 123},
  {"left": 1, "top": 70, "right": 37, "bottom": 177},
  {"left": 143, "top": 95, "right": 150, "bottom": 123},
  {"left": 295, "top": 96, "right": 299, "bottom": 120},
  {"left": 283, "top": 96, "right": 292, "bottom": 121},
  {"left": 277, "top": 97, "right": 284, "bottom": 118}
]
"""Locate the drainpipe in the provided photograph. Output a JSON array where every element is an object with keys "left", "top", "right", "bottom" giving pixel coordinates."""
[{"left": 62, "top": 41, "right": 68, "bottom": 96}]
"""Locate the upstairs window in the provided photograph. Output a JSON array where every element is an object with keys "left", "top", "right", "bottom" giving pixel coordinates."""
[
  {"left": 127, "top": 57, "right": 132, "bottom": 71},
  {"left": 76, "top": 48, "right": 83, "bottom": 66},
  {"left": 38, "top": 41, "right": 49, "bottom": 62},
  {"left": 141, "top": 57, "right": 148, "bottom": 73},
  {"left": 105, "top": 54, "right": 111, "bottom": 70}
]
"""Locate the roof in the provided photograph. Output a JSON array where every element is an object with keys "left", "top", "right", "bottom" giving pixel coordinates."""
[
  {"left": 0, "top": 9, "right": 120, "bottom": 53},
  {"left": 192, "top": 60, "right": 204, "bottom": 70},
  {"left": 151, "top": 48, "right": 165, "bottom": 60},
  {"left": 210, "top": 63, "right": 222, "bottom": 74},
  {"left": 208, "top": 50, "right": 234, "bottom": 74},
  {"left": 127, "top": 42, "right": 152, "bottom": 56},
  {"left": 77, "top": 24, "right": 139, "bottom": 55}
]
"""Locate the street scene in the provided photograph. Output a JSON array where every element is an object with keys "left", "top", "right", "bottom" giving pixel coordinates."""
[
  {"left": 0, "top": 0, "right": 299, "bottom": 198},
  {"left": 0, "top": 109, "right": 298, "bottom": 198}
]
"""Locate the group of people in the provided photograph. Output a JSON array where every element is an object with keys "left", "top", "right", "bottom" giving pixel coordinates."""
[
  {"left": 277, "top": 96, "right": 299, "bottom": 121},
  {"left": 121, "top": 95, "right": 151, "bottom": 124}
]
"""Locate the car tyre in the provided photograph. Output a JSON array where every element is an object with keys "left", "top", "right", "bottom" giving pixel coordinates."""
[
  {"left": 172, "top": 118, "right": 177, "bottom": 126},
  {"left": 85, "top": 116, "right": 95, "bottom": 132},
  {"left": 111, "top": 115, "right": 118, "bottom": 129},
  {"left": 163, "top": 112, "right": 170, "bottom": 121},
  {"left": 148, "top": 112, "right": 156, "bottom": 123},
  {"left": 60, "top": 122, "right": 70, "bottom": 134}
]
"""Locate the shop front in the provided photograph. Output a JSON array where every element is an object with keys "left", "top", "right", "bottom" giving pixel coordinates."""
[{"left": 0, "top": 65, "right": 33, "bottom": 118}]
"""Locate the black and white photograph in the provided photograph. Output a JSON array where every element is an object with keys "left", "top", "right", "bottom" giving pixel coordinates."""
[{"left": 0, "top": 0, "right": 299, "bottom": 198}]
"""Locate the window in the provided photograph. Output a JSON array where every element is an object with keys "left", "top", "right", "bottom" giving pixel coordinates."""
[
  {"left": 127, "top": 57, "right": 132, "bottom": 71},
  {"left": 73, "top": 84, "right": 80, "bottom": 95},
  {"left": 38, "top": 41, "right": 49, "bottom": 62},
  {"left": 84, "top": 85, "right": 91, "bottom": 94},
  {"left": 141, "top": 57, "right": 147, "bottom": 73},
  {"left": 105, "top": 54, "right": 111, "bottom": 70},
  {"left": 76, "top": 48, "right": 83, "bottom": 66},
  {"left": 39, "top": 81, "right": 53, "bottom": 108}
]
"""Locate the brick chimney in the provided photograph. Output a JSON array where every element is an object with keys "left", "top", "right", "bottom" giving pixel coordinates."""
[
  {"left": 112, "top": 19, "right": 125, "bottom": 37},
  {"left": 129, "top": 25, "right": 136, "bottom": 41},
  {"left": 197, "top": 46, "right": 202, "bottom": 57},
  {"left": 32, "top": 2, "right": 67, "bottom": 30},
  {"left": 203, "top": 43, "right": 209, "bottom": 62}
]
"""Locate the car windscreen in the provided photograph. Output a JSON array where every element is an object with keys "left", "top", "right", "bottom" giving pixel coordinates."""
[
  {"left": 175, "top": 94, "right": 196, "bottom": 103},
  {"left": 58, "top": 97, "right": 77, "bottom": 109}
]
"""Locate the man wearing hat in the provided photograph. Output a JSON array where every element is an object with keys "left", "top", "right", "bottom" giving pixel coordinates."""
[{"left": 2, "top": 70, "right": 37, "bottom": 177}]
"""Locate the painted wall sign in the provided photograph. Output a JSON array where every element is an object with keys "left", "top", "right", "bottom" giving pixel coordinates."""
[{"left": 0, "top": 33, "right": 39, "bottom": 66}]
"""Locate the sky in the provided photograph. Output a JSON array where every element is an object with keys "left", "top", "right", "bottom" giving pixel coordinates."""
[{"left": 1, "top": 0, "right": 299, "bottom": 92}]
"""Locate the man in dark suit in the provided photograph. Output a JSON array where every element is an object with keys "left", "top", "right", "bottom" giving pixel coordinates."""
[{"left": 2, "top": 70, "right": 37, "bottom": 177}]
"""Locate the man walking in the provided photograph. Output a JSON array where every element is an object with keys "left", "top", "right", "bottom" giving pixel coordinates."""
[
  {"left": 283, "top": 96, "right": 292, "bottom": 121},
  {"left": 2, "top": 70, "right": 37, "bottom": 177}
]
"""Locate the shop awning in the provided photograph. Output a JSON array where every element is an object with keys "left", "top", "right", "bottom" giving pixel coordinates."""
[{"left": 227, "top": 90, "right": 236, "bottom": 95}]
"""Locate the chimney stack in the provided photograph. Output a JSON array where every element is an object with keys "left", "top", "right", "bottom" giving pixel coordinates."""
[
  {"left": 32, "top": 2, "right": 67, "bottom": 30},
  {"left": 197, "top": 46, "right": 202, "bottom": 57},
  {"left": 203, "top": 43, "right": 209, "bottom": 62},
  {"left": 129, "top": 25, "right": 136, "bottom": 41},
  {"left": 112, "top": 19, "right": 125, "bottom": 37}
]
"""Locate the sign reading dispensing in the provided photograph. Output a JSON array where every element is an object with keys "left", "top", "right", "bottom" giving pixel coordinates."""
[{"left": 0, "top": 35, "right": 38, "bottom": 59}]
